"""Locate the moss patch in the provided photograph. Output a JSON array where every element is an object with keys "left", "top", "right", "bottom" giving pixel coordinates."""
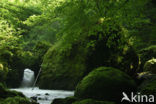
[
  {"left": 139, "top": 77, "right": 156, "bottom": 96},
  {"left": 0, "top": 83, "right": 36, "bottom": 104},
  {"left": 72, "top": 99, "right": 115, "bottom": 104},
  {"left": 52, "top": 96, "right": 78, "bottom": 104}
]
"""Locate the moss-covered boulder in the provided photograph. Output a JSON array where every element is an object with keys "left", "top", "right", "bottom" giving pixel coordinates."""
[
  {"left": 0, "top": 83, "right": 37, "bottom": 104},
  {"left": 138, "top": 76, "right": 156, "bottom": 96},
  {"left": 139, "top": 45, "right": 156, "bottom": 72},
  {"left": 72, "top": 99, "right": 115, "bottom": 104},
  {"left": 52, "top": 96, "right": 78, "bottom": 104},
  {"left": 51, "top": 97, "right": 115, "bottom": 104},
  {"left": 75, "top": 67, "right": 137, "bottom": 102},
  {"left": 39, "top": 41, "right": 86, "bottom": 90},
  {"left": 0, "top": 96, "right": 37, "bottom": 104},
  {"left": 39, "top": 40, "right": 138, "bottom": 90},
  {"left": 0, "top": 83, "right": 25, "bottom": 99},
  {"left": 144, "top": 58, "right": 156, "bottom": 74}
]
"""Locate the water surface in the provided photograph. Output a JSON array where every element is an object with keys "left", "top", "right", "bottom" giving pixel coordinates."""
[{"left": 11, "top": 87, "right": 74, "bottom": 104}]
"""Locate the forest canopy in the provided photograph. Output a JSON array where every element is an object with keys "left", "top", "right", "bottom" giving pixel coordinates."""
[
  {"left": 0, "top": 0, "right": 156, "bottom": 92},
  {"left": 0, "top": 0, "right": 156, "bottom": 104}
]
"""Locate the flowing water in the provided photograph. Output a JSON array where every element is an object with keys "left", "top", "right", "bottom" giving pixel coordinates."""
[
  {"left": 11, "top": 68, "right": 74, "bottom": 104},
  {"left": 21, "top": 68, "right": 35, "bottom": 87},
  {"left": 11, "top": 87, "right": 74, "bottom": 104}
]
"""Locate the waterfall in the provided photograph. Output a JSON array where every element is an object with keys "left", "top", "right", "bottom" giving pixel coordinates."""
[{"left": 21, "top": 68, "right": 35, "bottom": 87}]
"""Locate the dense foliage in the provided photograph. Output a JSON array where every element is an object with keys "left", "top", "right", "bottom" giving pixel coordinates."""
[{"left": 0, "top": 0, "right": 156, "bottom": 104}]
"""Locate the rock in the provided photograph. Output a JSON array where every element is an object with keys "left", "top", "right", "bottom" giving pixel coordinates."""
[
  {"left": 39, "top": 37, "right": 138, "bottom": 90},
  {"left": 144, "top": 58, "right": 156, "bottom": 74},
  {"left": 136, "top": 72, "right": 155, "bottom": 85},
  {"left": 0, "top": 83, "right": 25, "bottom": 99},
  {"left": 52, "top": 96, "right": 78, "bottom": 104},
  {"left": 52, "top": 98, "right": 64, "bottom": 104},
  {"left": 0, "top": 83, "right": 37, "bottom": 104},
  {"left": 38, "top": 97, "right": 48, "bottom": 100},
  {"left": 137, "top": 72, "right": 154, "bottom": 79},
  {"left": 39, "top": 42, "right": 86, "bottom": 90},
  {"left": 45, "top": 93, "right": 49, "bottom": 96},
  {"left": 30, "top": 96, "right": 38, "bottom": 102},
  {"left": 138, "top": 76, "right": 156, "bottom": 96},
  {"left": 38, "top": 97, "right": 42, "bottom": 100},
  {"left": 75, "top": 67, "right": 137, "bottom": 102},
  {"left": 72, "top": 99, "right": 116, "bottom": 104},
  {"left": 139, "top": 45, "right": 156, "bottom": 72},
  {"left": 1, "top": 96, "right": 38, "bottom": 104}
]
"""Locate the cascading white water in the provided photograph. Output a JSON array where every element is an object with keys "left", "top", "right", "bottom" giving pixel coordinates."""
[
  {"left": 21, "top": 68, "right": 35, "bottom": 87},
  {"left": 12, "top": 68, "right": 74, "bottom": 104}
]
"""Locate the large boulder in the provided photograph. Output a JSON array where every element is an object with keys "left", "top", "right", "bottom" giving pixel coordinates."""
[
  {"left": 52, "top": 96, "right": 78, "bottom": 104},
  {"left": 0, "top": 96, "right": 38, "bottom": 104},
  {"left": 72, "top": 99, "right": 115, "bottom": 104},
  {"left": 144, "top": 58, "right": 156, "bottom": 74},
  {"left": 74, "top": 67, "right": 137, "bottom": 102},
  {"left": 138, "top": 76, "right": 156, "bottom": 96},
  {"left": 0, "top": 83, "right": 37, "bottom": 104},
  {"left": 51, "top": 97, "right": 115, "bottom": 104},
  {"left": 39, "top": 42, "right": 138, "bottom": 90},
  {"left": 39, "top": 41, "right": 86, "bottom": 90},
  {"left": 139, "top": 45, "right": 156, "bottom": 72},
  {"left": 0, "top": 83, "right": 25, "bottom": 99},
  {"left": 39, "top": 24, "right": 138, "bottom": 90}
]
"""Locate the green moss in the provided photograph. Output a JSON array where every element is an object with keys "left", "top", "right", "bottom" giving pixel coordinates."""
[
  {"left": 0, "top": 96, "right": 35, "bottom": 104},
  {"left": 39, "top": 23, "right": 139, "bottom": 90},
  {"left": 139, "top": 78, "right": 156, "bottom": 96},
  {"left": 72, "top": 99, "right": 115, "bottom": 104},
  {"left": 144, "top": 58, "right": 156, "bottom": 74},
  {"left": 39, "top": 41, "right": 86, "bottom": 90},
  {"left": 0, "top": 63, "right": 8, "bottom": 83},
  {"left": 139, "top": 45, "right": 156, "bottom": 72},
  {"left": 40, "top": 35, "right": 138, "bottom": 90},
  {"left": 75, "top": 67, "right": 137, "bottom": 102},
  {"left": 0, "top": 83, "right": 36, "bottom": 104},
  {"left": 52, "top": 96, "right": 78, "bottom": 104},
  {"left": 0, "top": 83, "right": 25, "bottom": 99}
]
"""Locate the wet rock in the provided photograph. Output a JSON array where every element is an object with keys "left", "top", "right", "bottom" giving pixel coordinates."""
[
  {"left": 38, "top": 97, "right": 48, "bottom": 100},
  {"left": 30, "top": 96, "right": 38, "bottom": 102},
  {"left": 45, "top": 93, "right": 50, "bottom": 96}
]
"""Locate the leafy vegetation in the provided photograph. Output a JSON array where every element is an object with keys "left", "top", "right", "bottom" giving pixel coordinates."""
[{"left": 0, "top": 0, "right": 156, "bottom": 104}]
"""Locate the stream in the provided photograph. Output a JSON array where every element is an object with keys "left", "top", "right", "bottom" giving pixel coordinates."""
[
  {"left": 11, "top": 87, "right": 74, "bottom": 104},
  {"left": 11, "top": 68, "right": 74, "bottom": 104}
]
